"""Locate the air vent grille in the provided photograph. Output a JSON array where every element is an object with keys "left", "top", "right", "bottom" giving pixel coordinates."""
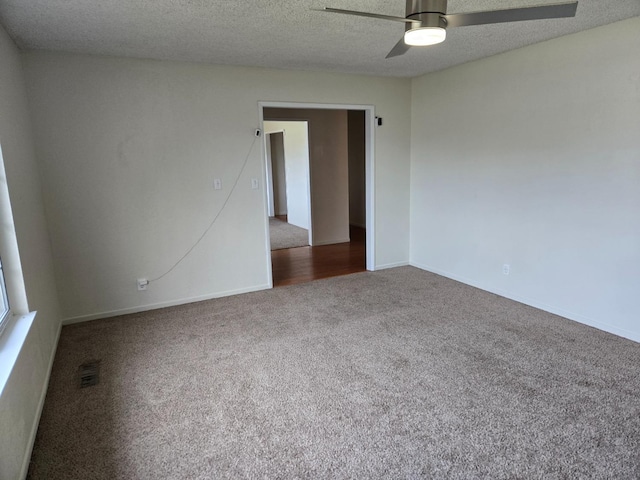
[{"left": 79, "top": 360, "right": 101, "bottom": 388}]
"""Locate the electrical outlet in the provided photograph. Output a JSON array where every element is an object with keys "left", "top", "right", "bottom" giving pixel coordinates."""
[
  {"left": 503, "top": 264, "right": 510, "bottom": 275},
  {"left": 137, "top": 278, "right": 149, "bottom": 291}
]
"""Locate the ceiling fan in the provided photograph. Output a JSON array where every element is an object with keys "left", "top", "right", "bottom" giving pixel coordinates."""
[{"left": 316, "top": 0, "right": 578, "bottom": 58}]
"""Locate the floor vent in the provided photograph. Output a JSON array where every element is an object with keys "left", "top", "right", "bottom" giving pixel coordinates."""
[{"left": 79, "top": 360, "right": 101, "bottom": 388}]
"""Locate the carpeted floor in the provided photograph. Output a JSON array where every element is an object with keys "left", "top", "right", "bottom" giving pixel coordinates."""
[
  {"left": 269, "top": 217, "right": 309, "bottom": 250},
  {"left": 28, "top": 267, "right": 640, "bottom": 479}
]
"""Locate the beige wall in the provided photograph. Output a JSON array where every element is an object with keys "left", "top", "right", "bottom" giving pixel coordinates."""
[
  {"left": 265, "top": 108, "right": 349, "bottom": 246},
  {"left": 348, "top": 110, "right": 366, "bottom": 228},
  {"left": 410, "top": 17, "right": 640, "bottom": 342},
  {"left": 269, "top": 133, "right": 287, "bottom": 216},
  {"left": 22, "top": 52, "right": 412, "bottom": 322},
  {"left": 0, "top": 25, "right": 61, "bottom": 480}
]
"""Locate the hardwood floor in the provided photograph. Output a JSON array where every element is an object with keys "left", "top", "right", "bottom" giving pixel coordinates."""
[{"left": 271, "top": 226, "right": 366, "bottom": 287}]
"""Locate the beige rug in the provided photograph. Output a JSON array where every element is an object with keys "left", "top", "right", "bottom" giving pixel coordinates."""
[{"left": 269, "top": 216, "right": 309, "bottom": 250}]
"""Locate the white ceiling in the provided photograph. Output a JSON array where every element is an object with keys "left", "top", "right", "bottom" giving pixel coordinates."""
[{"left": 0, "top": 0, "right": 638, "bottom": 77}]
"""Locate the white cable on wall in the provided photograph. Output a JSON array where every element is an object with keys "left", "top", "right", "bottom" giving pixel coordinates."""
[{"left": 148, "top": 133, "right": 259, "bottom": 284}]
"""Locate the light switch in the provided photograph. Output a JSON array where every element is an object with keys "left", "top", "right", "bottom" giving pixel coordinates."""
[
  {"left": 251, "top": 178, "right": 259, "bottom": 190},
  {"left": 213, "top": 179, "right": 222, "bottom": 190}
]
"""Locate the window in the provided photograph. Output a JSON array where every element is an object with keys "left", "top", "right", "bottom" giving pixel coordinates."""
[
  {"left": 0, "top": 142, "right": 33, "bottom": 398},
  {"left": 0, "top": 256, "right": 9, "bottom": 336}
]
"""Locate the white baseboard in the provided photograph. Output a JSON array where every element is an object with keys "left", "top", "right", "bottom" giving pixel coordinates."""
[
  {"left": 410, "top": 261, "right": 640, "bottom": 344},
  {"left": 374, "top": 261, "right": 410, "bottom": 271},
  {"left": 20, "top": 321, "right": 61, "bottom": 480},
  {"left": 62, "top": 283, "right": 272, "bottom": 325}
]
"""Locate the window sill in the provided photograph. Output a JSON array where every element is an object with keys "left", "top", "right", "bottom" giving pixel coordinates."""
[{"left": 0, "top": 311, "right": 36, "bottom": 397}]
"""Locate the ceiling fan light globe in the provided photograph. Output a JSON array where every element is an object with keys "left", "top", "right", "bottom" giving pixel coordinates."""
[{"left": 404, "top": 27, "right": 447, "bottom": 46}]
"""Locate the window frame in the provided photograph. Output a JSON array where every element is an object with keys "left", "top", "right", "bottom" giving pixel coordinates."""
[{"left": 0, "top": 256, "right": 10, "bottom": 336}]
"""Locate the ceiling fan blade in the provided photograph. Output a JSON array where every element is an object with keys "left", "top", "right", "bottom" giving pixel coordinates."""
[
  {"left": 316, "top": 7, "right": 421, "bottom": 24},
  {"left": 444, "top": 2, "right": 578, "bottom": 28},
  {"left": 386, "top": 37, "right": 411, "bottom": 58}
]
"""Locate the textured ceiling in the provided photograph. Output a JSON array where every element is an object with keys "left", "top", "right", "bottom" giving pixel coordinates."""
[{"left": 0, "top": 0, "right": 638, "bottom": 77}]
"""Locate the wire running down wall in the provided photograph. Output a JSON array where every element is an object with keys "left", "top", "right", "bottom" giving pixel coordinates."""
[{"left": 22, "top": 53, "right": 412, "bottom": 323}]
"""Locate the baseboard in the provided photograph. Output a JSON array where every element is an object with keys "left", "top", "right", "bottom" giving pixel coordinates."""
[
  {"left": 311, "top": 237, "right": 351, "bottom": 247},
  {"left": 19, "top": 320, "right": 62, "bottom": 480},
  {"left": 410, "top": 261, "right": 640, "bottom": 344},
  {"left": 375, "top": 261, "right": 410, "bottom": 271},
  {"left": 62, "top": 283, "right": 272, "bottom": 325}
]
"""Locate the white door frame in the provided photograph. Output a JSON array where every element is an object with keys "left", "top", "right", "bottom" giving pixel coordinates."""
[{"left": 258, "top": 101, "right": 376, "bottom": 286}]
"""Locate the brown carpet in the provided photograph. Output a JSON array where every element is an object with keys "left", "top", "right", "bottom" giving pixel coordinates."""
[
  {"left": 269, "top": 217, "right": 309, "bottom": 250},
  {"left": 28, "top": 267, "right": 640, "bottom": 479}
]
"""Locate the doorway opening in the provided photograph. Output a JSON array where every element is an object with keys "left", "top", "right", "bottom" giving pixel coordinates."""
[
  {"left": 264, "top": 122, "right": 312, "bottom": 250},
  {"left": 259, "top": 103, "right": 375, "bottom": 287}
]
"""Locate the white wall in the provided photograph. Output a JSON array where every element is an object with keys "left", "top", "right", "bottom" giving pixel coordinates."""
[
  {"left": 410, "top": 17, "right": 640, "bottom": 342},
  {"left": 22, "top": 52, "right": 412, "bottom": 322},
  {"left": 264, "top": 122, "right": 311, "bottom": 230},
  {"left": 0, "top": 24, "right": 61, "bottom": 480}
]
